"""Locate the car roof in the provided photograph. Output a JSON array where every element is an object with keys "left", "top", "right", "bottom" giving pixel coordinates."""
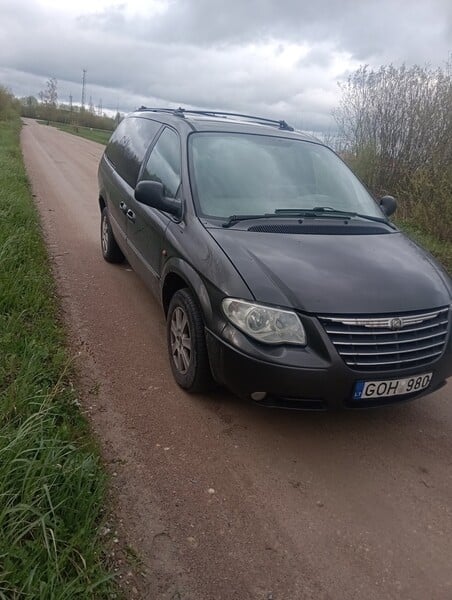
[{"left": 131, "top": 108, "right": 321, "bottom": 143}]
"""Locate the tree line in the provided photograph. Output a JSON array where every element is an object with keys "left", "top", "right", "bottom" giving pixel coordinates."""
[{"left": 20, "top": 78, "right": 120, "bottom": 131}]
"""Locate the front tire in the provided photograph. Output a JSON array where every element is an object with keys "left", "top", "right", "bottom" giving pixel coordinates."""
[
  {"left": 167, "top": 289, "right": 213, "bottom": 392},
  {"left": 101, "top": 207, "right": 124, "bottom": 263}
]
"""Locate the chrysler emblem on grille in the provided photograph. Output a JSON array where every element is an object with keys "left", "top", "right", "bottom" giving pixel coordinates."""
[
  {"left": 389, "top": 318, "right": 403, "bottom": 330},
  {"left": 323, "top": 308, "right": 445, "bottom": 329}
]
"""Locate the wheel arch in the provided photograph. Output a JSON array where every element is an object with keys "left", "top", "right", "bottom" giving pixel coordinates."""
[
  {"left": 161, "top": 258, "right": 213, "bottom": 325},
  {"left": 99, "top": 194, "right": 106, "bottom": 212}
]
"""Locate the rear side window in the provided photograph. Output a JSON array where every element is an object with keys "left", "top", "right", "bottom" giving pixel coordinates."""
[
  {"left": 141, "top": 128, "right": 181, "bottom": 198},
  {"left": 106, "top": 117, "right": 161, "bottom": 187}
]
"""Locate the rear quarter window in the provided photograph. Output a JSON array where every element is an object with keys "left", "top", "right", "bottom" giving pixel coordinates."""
[{"left": 105, "top": 117, "right": 161, "bottom": 187}]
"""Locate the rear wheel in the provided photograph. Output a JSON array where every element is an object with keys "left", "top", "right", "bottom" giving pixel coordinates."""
[
  {"left": 167, "top": 289, "right": 213, "bottom": 392},
  {"left": 101, "top": 207, "right": 124, "bottom": 263}
]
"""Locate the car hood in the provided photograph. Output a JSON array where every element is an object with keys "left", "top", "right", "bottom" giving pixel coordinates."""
[{"left": 208, "top": 228, "right": 451, "bottom": 314}]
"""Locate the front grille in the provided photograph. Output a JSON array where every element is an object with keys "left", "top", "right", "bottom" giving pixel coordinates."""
[{"left": 319, "top": 307, "right": 450, "bottom": 371}]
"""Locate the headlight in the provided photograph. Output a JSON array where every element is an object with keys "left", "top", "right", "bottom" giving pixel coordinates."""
[{"left": 222, "top": 298, "right": 306, "bottom": 345}]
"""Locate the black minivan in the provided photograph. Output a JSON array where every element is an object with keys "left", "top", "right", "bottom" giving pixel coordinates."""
[{"left": 98, "top": 108, "right": 451, "bottom": 409}]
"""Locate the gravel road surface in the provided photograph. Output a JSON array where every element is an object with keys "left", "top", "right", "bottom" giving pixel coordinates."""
[{"left": 21, "top": 119, "right": 452, "bottom": 600}]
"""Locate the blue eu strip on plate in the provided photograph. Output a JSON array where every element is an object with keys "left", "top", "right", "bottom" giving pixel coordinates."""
[{"left": 353, "top": 381, "right": 365, "bottom": 400}]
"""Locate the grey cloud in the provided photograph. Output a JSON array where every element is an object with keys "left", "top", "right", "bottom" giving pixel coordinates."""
[
  {"left": 0, "top": 0, "right": 451, "bottom": 133},
  {"left": 298, "top": 46, "right": 336, "bottom": 68},
  {"left": 77, "top": 3, "right": 127, "bottom": 32},
  {"left": 78, "top": 0, "right": 452, "bottom": 62}
]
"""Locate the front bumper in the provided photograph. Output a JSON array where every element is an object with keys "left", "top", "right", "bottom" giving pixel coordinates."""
[{"left": 206, "top": 327, "right": 452, "bottom": 410}]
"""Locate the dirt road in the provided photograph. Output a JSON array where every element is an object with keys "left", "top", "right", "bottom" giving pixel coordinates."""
[{"left": 21, "top": 119, "right": 451, "bottom": 600}]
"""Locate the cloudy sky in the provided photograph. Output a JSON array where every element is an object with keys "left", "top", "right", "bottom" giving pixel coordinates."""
[{"left": 0, "top": 0, "right": 451, "bottom": 131}]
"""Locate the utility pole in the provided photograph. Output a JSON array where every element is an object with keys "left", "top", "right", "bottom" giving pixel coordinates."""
[
  {"left": 81, "top": 69, "right": 87, "bottom": 110},
  {"left": 98, "top": 98, "right": 103, "bottom": 116}
]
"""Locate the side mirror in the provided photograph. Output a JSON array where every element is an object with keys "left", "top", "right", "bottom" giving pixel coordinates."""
[
  {"left": 379, "top": 195, "right": 397, "bottom": 217},
  {"left": 135, "top": 180, "right": 182, "bottom": 217}
]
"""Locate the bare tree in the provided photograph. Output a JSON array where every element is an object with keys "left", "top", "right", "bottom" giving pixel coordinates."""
[
  {"left": 39, "top": 77, "right": 58, "bottom": 121},
  {"left": 47, "top": 77, "right": 58, "bottom": 106},
  {"left": 39, "top": 77, "right": 58, "bottom": 106},
  {"left": 333, "top": 62, "right": 452, "bottom": 241}
]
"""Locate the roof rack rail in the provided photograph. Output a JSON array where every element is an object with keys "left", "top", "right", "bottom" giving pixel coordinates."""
[{"left": 137, "top": 106, "right": 295, "bottom": 131}]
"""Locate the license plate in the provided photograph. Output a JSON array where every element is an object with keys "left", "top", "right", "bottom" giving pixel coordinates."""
[{"left": 353, "top": 372, "right": 433, "bottom": 400}]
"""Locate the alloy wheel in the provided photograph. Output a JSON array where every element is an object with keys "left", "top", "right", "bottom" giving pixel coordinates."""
[{"left": 170, "top": 306, "right": 192, "bottom": 374}]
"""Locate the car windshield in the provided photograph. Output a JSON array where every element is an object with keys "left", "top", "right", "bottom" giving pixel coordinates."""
[{"left": 188, "top": 132, "right": 384, "bottom": 220}]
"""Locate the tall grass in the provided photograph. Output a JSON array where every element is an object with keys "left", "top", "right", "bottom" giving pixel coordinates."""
[
  {"left": 0, "top": 87, "right": 20, "bottom": 122},
  {"left": 334, "top": 63, "right": 452, "bottom": 271},
  {"left": 345, "top": 150, "right": 452, "bottom": 271},
  {"left": 0, "top": 97, "right": 117, "bottom": 597},
  {"left": 346, "top": 150, "right": 452, "bottom": 245}
]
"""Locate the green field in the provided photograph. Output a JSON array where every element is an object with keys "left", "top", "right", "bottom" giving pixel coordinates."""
[
  {"left": 37, "top": 120, "right": 112, "bottom": 145},
  {"left": 0, "top": 117, "right": 118, "bottom": 598}
]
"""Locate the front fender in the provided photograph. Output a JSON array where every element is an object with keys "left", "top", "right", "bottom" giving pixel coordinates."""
[{"left": 160, "top": 257, "right": 214, "bottom": 326}]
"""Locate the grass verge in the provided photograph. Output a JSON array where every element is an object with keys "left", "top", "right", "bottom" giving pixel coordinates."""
[
  {"left": 37, "top": 120, "right": 112, "bottom": 145},
  {"left": 397, "top": 219, "right": 451, "bottom": 274},
  {"left": 0, "top": 118, "right": 117, "bottom": 598}
]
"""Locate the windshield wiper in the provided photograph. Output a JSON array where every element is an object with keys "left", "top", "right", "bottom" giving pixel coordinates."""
[
  {"left": 222, "top": 211, "right": 331, "bottom": 227},
  {"left": 222, "top": 207, "right": 391, "bottom": 228},
  {"left": 274, "top": 207, "right": 389, "bottom": 224},
  {"left": 222, "top": 214, "right": 276, "bottom": 228}
]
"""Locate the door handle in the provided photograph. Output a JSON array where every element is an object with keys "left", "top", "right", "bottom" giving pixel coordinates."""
[
  {"left": 126, "top": 209, "right": 136, "bottom": 223},
  {"left": 119, "top": 201, "right": 127, "bottom": 213}
]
